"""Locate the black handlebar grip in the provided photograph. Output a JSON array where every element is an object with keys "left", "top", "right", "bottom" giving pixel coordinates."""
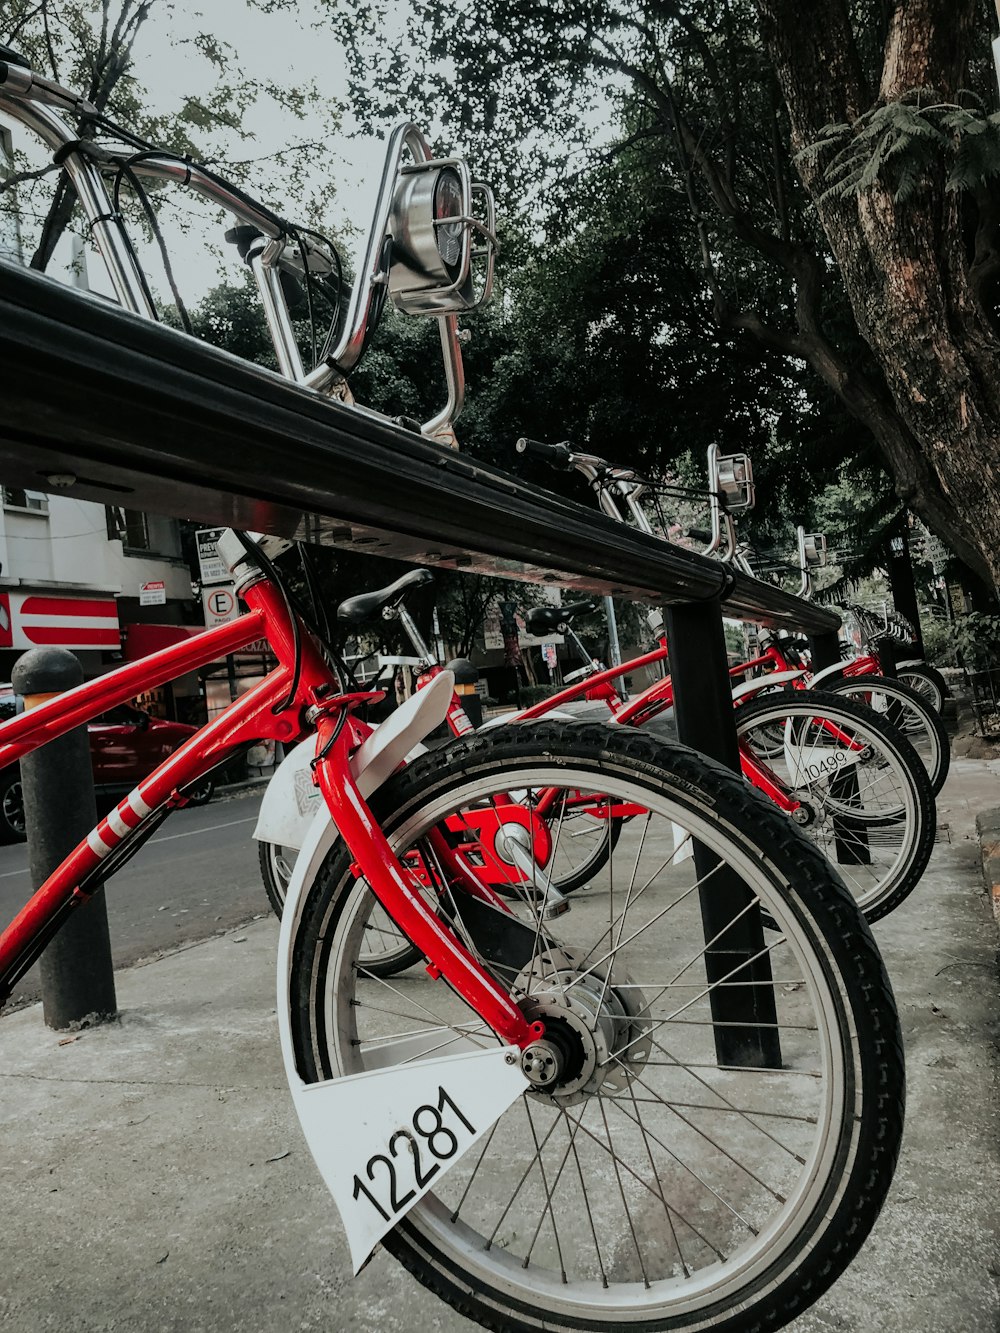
[
  {"left": 514, "top": 437, "right": 575, "bottom": 469},
  {"left": 685, "top": 527, "right": 713, "bottom": 543}
]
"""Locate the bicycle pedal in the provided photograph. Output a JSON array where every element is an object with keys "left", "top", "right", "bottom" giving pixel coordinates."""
[{"left": 542, "top": 898, "right": 571, "bottom": 920}]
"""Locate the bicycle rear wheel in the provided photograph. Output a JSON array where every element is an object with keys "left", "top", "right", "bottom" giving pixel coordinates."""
[
  {"left": 735, "top": 691, "right": 936, "bottom": 922},
  {"left": 289, "top": 721, "right": 903, "bottom": 1333},
  {"left": 259, "top": 839, "right": 423, "bottom": 977}
]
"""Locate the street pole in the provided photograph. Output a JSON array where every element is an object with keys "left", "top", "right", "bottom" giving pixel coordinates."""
[
  {"left": 603, "top": 595, "right": 622, "bottom": 667},
  {"left": 12, "top": 647, "right": 117, "bottom": 1028},
  {"left": 885, "top": 512, "right": 925, "bottom": 657}
]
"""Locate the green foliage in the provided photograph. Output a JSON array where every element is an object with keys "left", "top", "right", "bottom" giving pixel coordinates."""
[
  {"left": 1, "top": 0, "right": 343, "bottom": 268},
  {"left": 920, "top": 616, "right": 955, "bottom": 667},
  {"left": 954, "top": 612, "right": 1000, "bottom": 671},
  {"left": 802, "top": 90, "right": 1000, "bottom": 204}
]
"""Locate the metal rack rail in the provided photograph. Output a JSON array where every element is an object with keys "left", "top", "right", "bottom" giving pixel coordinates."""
[{"left": 0, "top": 260, "right": 838, "bottom": 635}]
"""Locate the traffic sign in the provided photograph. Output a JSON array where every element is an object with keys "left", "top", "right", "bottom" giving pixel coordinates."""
[
  {"left": 202, "top": 583, "right": 239, "bottom": 627},
  {"left": 196, "top": 527, "right": 229, "bottom": 585},
  {"left": 139, "top": 580, "right": 166, "bottom": 606}
]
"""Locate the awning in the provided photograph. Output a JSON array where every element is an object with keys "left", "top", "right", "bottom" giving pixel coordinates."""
[
  {"left": 0, "top": 592, "right": 119, "bottom": 650},
  {"left": 124, "top": 623, "right": 207, "bottom": 661}
]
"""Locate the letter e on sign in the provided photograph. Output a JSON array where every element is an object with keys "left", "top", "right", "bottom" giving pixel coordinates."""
[{"left": 202, "top": 583, "right": 239, "bottom": 627}]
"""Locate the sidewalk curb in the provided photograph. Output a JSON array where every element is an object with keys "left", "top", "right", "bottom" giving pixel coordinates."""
[{"left": 975, "top": 805, "right": 1000, "bottom": 927}]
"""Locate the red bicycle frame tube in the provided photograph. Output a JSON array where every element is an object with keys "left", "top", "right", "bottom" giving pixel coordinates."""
[
  {"left": 0, "top": 575, "right": 534, "bottom": 1049},
  {"left": 492, "top": 639, "right": 805, "bottom": 812},
  {"left": 312, "top": 717, "right": 531, "bottom": 1040},
  {"left": 517, "top": 643, "right": 670, "bottom": 719}
]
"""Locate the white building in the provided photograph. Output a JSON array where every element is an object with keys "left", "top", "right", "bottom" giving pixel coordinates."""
[
  {"left": 0, "top": 486, "right": 197, "bottom": 700},
  {"left": 0, "top": 123, "right": 208, "bottom": 716}
]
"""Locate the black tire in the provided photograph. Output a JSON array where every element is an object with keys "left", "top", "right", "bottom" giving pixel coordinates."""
[
  {"left": 290, "top": 720, "right": 904, "bottom": 1333},
  {"left": 735, "top": 690, "right": 936, "bottom": 923},
  {"left": 895, "top": 663, "right": 947, "bottom": 713},
  {"left": 0, "top": 767, "right": 26, "bottom": 843},
  {"left": 261, "top": 836, "right": 424, "bottom": 978},
  {"left": 259, "top": 838, "right": 293, "bottom": 917},
  {"left": 827, "top": 674, "right": 950, "bottom": 795},
  {"left": 182, "top": 777, "right": 214, "bottom": 806}
]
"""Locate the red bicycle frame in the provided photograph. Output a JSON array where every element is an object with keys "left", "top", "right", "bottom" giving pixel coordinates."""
[
  {"left": 424, "top": 635, "right": 863, "bottom": 818},
  {"left": 0, "top": 574, "right": 536, "bottom": 1049}
]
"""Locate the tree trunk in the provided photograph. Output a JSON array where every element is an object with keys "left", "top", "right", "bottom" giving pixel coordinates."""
[{"left": 757, "top": 0, "right": 1000, "bottom": 589}]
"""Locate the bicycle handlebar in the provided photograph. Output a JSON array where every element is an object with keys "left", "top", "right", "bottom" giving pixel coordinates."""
[
  {"left": 514, "top": 438, "right": 576, "bottom": 469},
  {"left": 0, "top": 56, "right": 470, "bottom": 434}
]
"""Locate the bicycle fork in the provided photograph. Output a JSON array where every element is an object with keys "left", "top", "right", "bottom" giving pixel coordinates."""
[{"left": 278, "top": 710, "right": 537, "bottom": 1274}]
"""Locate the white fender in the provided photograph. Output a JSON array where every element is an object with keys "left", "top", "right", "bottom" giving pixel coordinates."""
[
  {"left": 274, "top": 680, "right": 528, "bottom": 1276},
  {"left": 253, "top": 671, "right": 455, "bottom": 851},
  {"left": 477, "top": 706, "right": 580, "bottom": 730},
  {"left": 810, "top": 659, "right": 851, "bottom": 687},
  {"left": 730, "top": 668, "right": 805, "bottom": 703}
]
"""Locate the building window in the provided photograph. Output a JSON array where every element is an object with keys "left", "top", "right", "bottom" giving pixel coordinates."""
[
  {"left": 106, "top": 506, "right": 150, "bottom": 551},
  {"left": 2, "top": 487, "right": 48, "bottom": 512}
]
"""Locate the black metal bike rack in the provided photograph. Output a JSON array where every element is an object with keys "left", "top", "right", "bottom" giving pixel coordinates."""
[{"left": 0, "top": 259, "right": 846, "bottom": 1067}]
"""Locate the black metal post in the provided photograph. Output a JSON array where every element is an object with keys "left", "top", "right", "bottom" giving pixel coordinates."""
[
  {"left": 885, "top": 513, "right": 925, "bottom": 657},
  {"left": 665, "top": 600, "right": 781, "bottom": 1069},
  {"left": 877, "top": 635, "right": 899, "bottom": 678},
  {"left": 445, "top": 658, "right": 483, "bottom": 728},
  {"left": 12, "top": 648, "right": 117, "bottom": 1028},
  {"left": 809, "top": 631, "right": 842, "bottom": 673}
]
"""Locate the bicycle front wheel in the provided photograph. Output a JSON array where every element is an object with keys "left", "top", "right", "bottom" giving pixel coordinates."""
[
  {"left": 895, "top": 663, "right": 947, "bottom": 714},
  {"left": 290, "top": 721, "right": 903, "bottom": 1333},
  {"left": 735, "top": 690, "right": 936, "bottom": 922},
  {"left": 827, "top": 674, "right": 950, "bottom": 795}
]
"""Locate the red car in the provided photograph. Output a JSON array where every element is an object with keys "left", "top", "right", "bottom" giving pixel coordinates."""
[{"left": 0, "top": 696, "right": 213, "bottom": 843}]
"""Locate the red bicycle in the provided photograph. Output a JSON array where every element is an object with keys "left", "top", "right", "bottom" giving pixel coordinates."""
[
  {"left": 0, "top": 527, "right": 905, "bottom": 1333},
  {"left": 1, "top": 52, "right": 904, "bottom": 1331},
  {"left": 256, "top": 550, "right": 935, "bottom": 929}
]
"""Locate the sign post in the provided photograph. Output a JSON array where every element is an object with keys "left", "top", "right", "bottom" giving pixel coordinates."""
[{"left": 201, "top": 584, "right": 239, "bottom": 627}]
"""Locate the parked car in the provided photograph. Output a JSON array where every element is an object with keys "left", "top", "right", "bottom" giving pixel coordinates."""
[{"left": 0, "top": 693, "right": 213, "bottom": 843}]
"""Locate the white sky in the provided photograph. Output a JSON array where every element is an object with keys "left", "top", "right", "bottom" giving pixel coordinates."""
[
  {"left": 4, "top": 0, "right": 616, "bottom": 307},
  {"left": 6, "top": 0, "right": 426, "bottom": 298}
]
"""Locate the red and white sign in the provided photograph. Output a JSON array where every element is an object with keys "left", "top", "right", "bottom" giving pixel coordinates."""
[
  {"left": 139, "top": 580, "right": 166, "bottom": 607},
  {"left": 0, "top": 592, "right": 119, "bottom": 650},
  {"left": 202, "top": 583, "right": 239, "bottom": 628}
]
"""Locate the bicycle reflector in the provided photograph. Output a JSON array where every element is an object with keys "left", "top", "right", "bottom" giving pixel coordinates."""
[
  {"left": 388, "top": 158, "right": 498, "bottom": 316},
  {"left": 715, "top": 453, "right": 755, "bottom": 512}
]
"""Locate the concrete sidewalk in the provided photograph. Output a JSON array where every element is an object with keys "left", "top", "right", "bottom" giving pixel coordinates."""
[{"left": 1, "top": 760, "right": 999, "bottom": 1332}]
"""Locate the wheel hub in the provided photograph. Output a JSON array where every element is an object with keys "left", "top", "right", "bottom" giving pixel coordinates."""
[
  {"left": 791, "top": 799, "right": 817, "bottom": 827},
  {"left": 513, "top": 947, "right": 652, "bottom": 1105}
]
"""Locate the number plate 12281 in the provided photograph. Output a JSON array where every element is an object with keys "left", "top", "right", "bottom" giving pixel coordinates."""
[{"left": 288, "top": 1044, "right": 530, "bottom": 1273}]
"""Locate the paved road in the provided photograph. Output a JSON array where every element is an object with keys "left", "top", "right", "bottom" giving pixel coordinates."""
[{"left": 0, "top": 788, "right": 268, "bottom": 1009}]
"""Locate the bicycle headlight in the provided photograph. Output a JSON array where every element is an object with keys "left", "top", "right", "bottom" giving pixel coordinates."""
[
  {"left": 433, "top": 167, "right": 464, "bottom": 269},
  {"left": 388, "top": 157, "right": 497, "bottom": 316},
  {"left": 715, "top": 453, "right": 755, "bottom": 512},
  {"left": 802, "top": 533, "right": 828, "bottom": 567}
]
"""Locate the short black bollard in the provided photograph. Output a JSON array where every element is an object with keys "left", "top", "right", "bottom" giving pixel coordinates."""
[
  {"left": 446, "top": 658, "right": 483, "bottom": 728},
  {"left": 12, "top": 647, "right": 117, "bottom": 1028}
]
